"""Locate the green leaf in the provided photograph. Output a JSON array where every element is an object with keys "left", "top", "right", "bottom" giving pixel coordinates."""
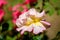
[
  {"left": 4, "top": 5, "right": 12, "bottom": 21},
  {"left": 6, "top": 36, "right": 16, "bottom": 40},
  {"left": 44, "top": 2, "right": 55, "bottom": 16},
  {"left": 57, "top": 10, "right": 60, "bottom": 15},
  {"left": 7, "top": 20, "right": 14, "bottom": 31},
  {"left": 17, "top": 33, "right": 21, "bottom": 38},
  {"left": 0, "top": 26, "right": 2, "bottom": 31},
  {"left": 50, "top": 0, "right": 60, "bottom": 8},
  {"left": 7, "top": 0, "right": 24, "bottom": 6},
  {"left": 26, "top": 4, "right": 30, "bottom": 9},
  {"left": 0, "top": 35, "right": 4, "bottom": 40},
  {"left": 32, "top": 34, "right": 43, "bottom": 40}
]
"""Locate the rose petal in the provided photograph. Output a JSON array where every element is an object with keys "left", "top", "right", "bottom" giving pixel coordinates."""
[
  {"left": 40, "top": 21, "right": 51, "bottom": 28},
  {"left": 27, "top": 24, "right": 33, "bottom": 32},
  {"left": 16, "top": 26, "right": 26, "bottom": 31},
  {"left": 16, "top": 19, "right": 22, "bottom": 27},
  {"left": 36, "top": 10, "right": 45, "bottom": 18},
  {"left": 33, "top": 23, "right": 46, "bottom": 34},
  {"left": 28, "top": 8, "right": 37, "bottom": 16},
  {"left": 33, "top": 26, "right": 42, "bottom": 34},
  {"left": 20, "top": 27, "right": 27, "bottom": 35}
]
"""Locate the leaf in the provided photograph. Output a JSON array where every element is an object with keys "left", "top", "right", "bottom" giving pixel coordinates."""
[
  {"left": 57, "top": 10, "right": 60, "bottom": 15},
  {"left": 7, "top": 0, "right": 24, "bottom": 6},
  {"left": 24, "top": 32, "right": 29, "bottom": 35},
  {"left": 7, "top": 20, "right": 14, "bottom": 31},
  {"left": 17, "top": 33, "right": 21, "bottom": 38},
  {"left": 32, "top": 34, "right": 43, "bottom": 40},
  {"left": 44, "top": 2, "right": 55, "bottom": 16},
  {"left": 26, "top": 4, "right": 30, "bottom": 9},
  {"left": 6, "top": 36, "right": 16, "bottom": 40},
  {"left": 0, "top": 35, "right": 4, "bottom": 40},
  {"left": 0, "top": 26, "right": 2, "bottom": 31},
  {"left": 50, "top": 0, "right": 60, "bottom": 8}
]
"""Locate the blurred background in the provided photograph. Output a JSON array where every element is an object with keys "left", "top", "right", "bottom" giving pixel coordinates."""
[{"left": 0, "top": 0, "right": 60, "bottom": 40}]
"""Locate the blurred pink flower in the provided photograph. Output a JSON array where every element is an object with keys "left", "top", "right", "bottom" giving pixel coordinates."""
[
  {"left": 0, "top": 0, "right": 7, "bottom": 8},
  {"left": 12, "top": 4, "right": 28, "bottom": 24},
  {"left": 12, "top": 10, "right": 22, "bottom": 24},
  {"left": 24, "top": 0, "right": 37, "bottom": 4},
  {"left": 16, "top": 8, "right": 51, "bottom": 35},
  {"left": 0, "top": 9, "right": 5, "bottom": 21},
  {"left": 12, "top": 4, "right": 20, "bottom": 11}
]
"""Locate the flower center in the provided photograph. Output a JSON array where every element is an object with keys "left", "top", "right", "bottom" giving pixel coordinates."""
[{"left": 25, "top": 16, "right": 41, "bottom": 26}]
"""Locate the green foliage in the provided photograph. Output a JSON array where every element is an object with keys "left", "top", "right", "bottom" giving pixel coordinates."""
[
  {"left": 7, "top": 0, "right": 24, "bottom": 6},
  {"left": 0, "top": 35, "right": 4, "bottom": 40},
  {"left": 6, "top": 36, "right": 16, "bottom": 40},
  {"left": 51, "top": 0, "right": 60, "bottom": 8},
  {"left": 44, "top": 2, "right": 55, "bottom": 16},
  {"left": 0, "top": 26, "right": 2, "bottom": 31},
  {"left": 7, "top": 20, "right": 14, "bottom": 31},
  {"left": 32, "top": 34, "right": 43, "bottom": 40},
  {"left": 57, "top": 10, "right": 60, "bottom": 15}
]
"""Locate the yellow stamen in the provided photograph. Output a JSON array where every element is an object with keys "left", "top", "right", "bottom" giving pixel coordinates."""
[{"left": 25, "top": 16, "right": 42, "bottom": 26}]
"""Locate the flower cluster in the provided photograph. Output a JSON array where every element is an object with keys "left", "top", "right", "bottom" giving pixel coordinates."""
[{"left": 16, "top": 8, "right": 51, "bottom": 35}]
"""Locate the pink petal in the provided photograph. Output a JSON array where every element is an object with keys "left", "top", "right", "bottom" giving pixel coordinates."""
[
  {"left": 20, "top": 27, "right": 27, "bottom": 35},
  {"left": 16, "top": 19, "right": 23, "bottom": 27},
  {"left": 18, "top": 18, "right": 26, "bottom": 24},
  {"left": 24, "top": 0, "right": 37, "bottom": 4},
  {"left": 27, "top": 24, "right": 33, "bottom": 32},
  {"left": 16, "top": 26, "right": 26, "bottom": 32},
  {"left": 33, "top": 26, "right": 42, "bottom": 34},
  {"left": 42, "top": 19, "right": 46, "bottom": 21},
  {"left": 12, "top": 10, "right": 21, "bottom": 19},
  {"left": 33, "top": 26, "right": 46, "bottom": 34},
  {"left": 28, "top": 8, "right": 37, "bottom": 16},
  {"left": 38, "top": 10, "right": 45, "bottom": 17},
  {"left": 40, "top": 26, "right": 46, "bottom": 31},
  {"left": 40, "top": 21, "right": 51, "bottom": 28}
]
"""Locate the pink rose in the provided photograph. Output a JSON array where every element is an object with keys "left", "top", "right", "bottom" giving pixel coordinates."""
[{"left": 16, "top": 8, "right": 51, "bottom": 35}]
